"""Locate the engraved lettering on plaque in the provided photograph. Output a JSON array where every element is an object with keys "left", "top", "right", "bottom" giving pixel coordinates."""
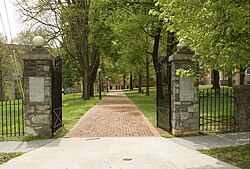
[
  {"left": 180, "top": 77, "right": 194, "bottom": 101},
  {"left": 29, "top": 77, "right": 44, "bottom": 102}
]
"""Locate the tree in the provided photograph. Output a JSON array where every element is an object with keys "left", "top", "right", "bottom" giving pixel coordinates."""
[
  {"left": 60, "top": 50, "right": 81, "bottom": 90},
  {"left": 17, "top": 0, "right": 100, "bottom": 100},
  {"left": 157, "top": 0, "right": 250, "bottom": 78},
  {"left": 96, "top": 0, "right": 169, "bottom": 96},
  {"left": 212, "top": 69, "right": 220, "bottom": 90}
]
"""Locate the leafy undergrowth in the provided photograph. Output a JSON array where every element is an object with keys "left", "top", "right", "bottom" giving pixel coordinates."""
[
  {"left": 200, "top": 144, "right": 250, "bottom": 169},
  {"left": 0, "top": 152, "right": 23, "bottom": 164}
]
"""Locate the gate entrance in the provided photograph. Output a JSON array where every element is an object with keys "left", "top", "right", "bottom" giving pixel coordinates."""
[
  {"left": 52, "top": 56, "right": 63, "bottom": 133},
  {"left": 156, "top": 59, "right": 172, "bottom": 132}
]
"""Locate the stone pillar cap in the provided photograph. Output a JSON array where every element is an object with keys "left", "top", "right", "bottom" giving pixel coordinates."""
[{"left": 22, "top": 48, "right": 54, "bottom": 60}]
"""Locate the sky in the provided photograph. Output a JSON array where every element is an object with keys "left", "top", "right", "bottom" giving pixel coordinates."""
[{"left": 0, "top": 0, "right": 22, "bottom": 42}]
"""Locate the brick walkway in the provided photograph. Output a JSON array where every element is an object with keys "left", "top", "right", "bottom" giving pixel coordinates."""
[{"left": 66, "top": 91, "right": 160, "bottom": 137}]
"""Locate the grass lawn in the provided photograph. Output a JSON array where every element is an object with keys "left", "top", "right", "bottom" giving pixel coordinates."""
[
  {"left": 124, "top": 87, "right": 156, "bottom": 126},
  {"left": 200, "top": 144, "right": 250, "bottom": 169},
  {"left": 199, "top": 85, "right": 233, "bottom": 90},
  {"left": 0, "top": 91, "right": 105, "bottom": 140},
  {"left": 124, "top": 85, "right": 232, "bottom": 127},
  {"left": 54, "top": 91, "right": 106, "bottom": 137},
  {"left": 0, "top": 152, "right": 23, "bottom": 164}
]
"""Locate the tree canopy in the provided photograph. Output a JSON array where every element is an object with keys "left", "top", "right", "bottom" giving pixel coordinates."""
[
  {"left": 156, "top": 0, "right": 250, "bottom": 71},
  {"left": 15, "top": 0, "right": 249, "bottom": 94}
]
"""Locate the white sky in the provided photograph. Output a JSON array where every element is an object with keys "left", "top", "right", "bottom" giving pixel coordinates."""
[{"left": 0, "top": 0, "right": 23, "bottom": 42}]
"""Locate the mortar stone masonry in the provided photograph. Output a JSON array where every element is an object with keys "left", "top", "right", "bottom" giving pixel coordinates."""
[
  {"left": 234, "top": 85, "right": 250, "bottom": 132},
  {"left": 23, "top": 47, "right": 53, "bottom": 137},
  {"left": 169, "top": 47, "right": 199, "bottom": 136}
]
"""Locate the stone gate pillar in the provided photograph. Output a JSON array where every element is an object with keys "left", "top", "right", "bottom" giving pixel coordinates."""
[
  {"left": 169, "top": 45, "right": 199, "bottom": 136},
  {"left": 234, "top": 85, "right": 250, "bottom": 132},
  {"left": 23, "top": 36, "right": 54, "bottom": 137}
]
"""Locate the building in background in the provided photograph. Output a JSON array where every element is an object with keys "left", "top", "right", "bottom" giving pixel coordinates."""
[{"left": 201, "top": 68, "right": 250, "bottom": 86}]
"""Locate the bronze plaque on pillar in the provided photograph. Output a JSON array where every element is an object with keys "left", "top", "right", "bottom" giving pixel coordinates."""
[
  {"left": 29, "top": 77, "right": 45, "bottom": 102},
  {"left": 180, "top": 77, "right": 194, "bottom": 101}
]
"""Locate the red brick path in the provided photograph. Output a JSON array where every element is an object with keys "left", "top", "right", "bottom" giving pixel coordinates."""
[{"left": 66, "top": 91, "right": 160, "bottom": 137}]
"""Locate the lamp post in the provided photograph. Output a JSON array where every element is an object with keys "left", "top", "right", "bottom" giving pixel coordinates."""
[{"left": 97, "top": 69, "right": 102, "bottom": 99}]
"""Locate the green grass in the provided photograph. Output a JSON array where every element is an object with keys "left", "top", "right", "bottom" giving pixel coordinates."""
[
  {"left": 124, "top": 87, "right": 173, "bottom": 137},
  {"left": 0, "top": 135, "right": 50, "bottom": 142},
  {"left": 198, "top": 85, "right": 233, "bottom": 90},
  {"left": 0, "top": 152, "right": 23, "bottom": 164},
  {"left": 124, "top": 85, "right": 236, "bottom": 134},
  {"left": 53, "top": 91, "right": 106, "bottom": 137},
  {"left": 0, "top": 91, "right": 105, "bottom": 140},
  {"left": 124, "top": 85, "right": 234, "bottom": 127},
  {"left": 124, "top": 87, "right": 156, "bottom": 126},
  {"left": 200, "top": 144, "right": 250, "bottom": 169}
]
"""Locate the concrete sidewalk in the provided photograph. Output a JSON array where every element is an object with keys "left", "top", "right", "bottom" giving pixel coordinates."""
[
  {"left": 0, "top": 132, "right": 248, "bottom": 153},
  {"left": 0, "top": 90, "right": 247, "bottom": 168},
  {"left": 0, "top": 137, "right": 239, "bottom": 169},
  {"left": 168, "top": 132, "right": 250, "bottom": 150},
  {"left": 0, "top": 139, "right": 54, "bottom": 153}
]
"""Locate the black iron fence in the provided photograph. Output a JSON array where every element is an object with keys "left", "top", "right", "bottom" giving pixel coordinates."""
[
  {"left": 199, "top": 88, "right": 236, "bottom": 132},
  {"left": 0, "top": 99, "right": 24, "bottom": 138}
]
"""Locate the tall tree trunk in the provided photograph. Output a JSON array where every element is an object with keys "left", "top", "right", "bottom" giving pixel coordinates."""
[
  {"left": 152, "top": 32, "right": 160, "bottom": 70},
  {"left": 166, "top": 31, "right": 175, "bottom": 58},
  {"left": 89, "top": 44, "right": 100, "bottom": 97},
  {"left": 212, "top": 69, "right": 220, "bottom": 90},
  {"left": 123, "top": 74, "right": 126, "bottom": 89},
  {"left": 81, "top": 77, "right": 85, "bottom": 97},
  {"left": 83, "top": 69, "right": 89, "bottom": 100},
  {"left": 59, "top": 0, "right": 92, "bottom": 100},
  {"left": 146, "top": 58, "right": 150, "bottom": 96},
  {"left": 227, "top": 70, "right": 233, "bottom": 86},
  {"left": 240, "top": 66, "right": 246, "bottom": 85},
  {"left": 138, "top": 72, "right": 142, "bottom": 93},
  {"left": 90, "top": 84, "right": 94, "bottom": 97},
  {"left": 82, "top": 4, "right": 90, "bottom": 100},
  {"left": 83, "top": 41, "right": 89, "bottom": 99},
  {"left": 152, "top": 30, "right": 164, "bottom": 99},
  {"left": 130, "top": 74, "right": 133, "bottom": 90},
  {"left": 228, "top": 77, "right": 232, "bottom": 86}
]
